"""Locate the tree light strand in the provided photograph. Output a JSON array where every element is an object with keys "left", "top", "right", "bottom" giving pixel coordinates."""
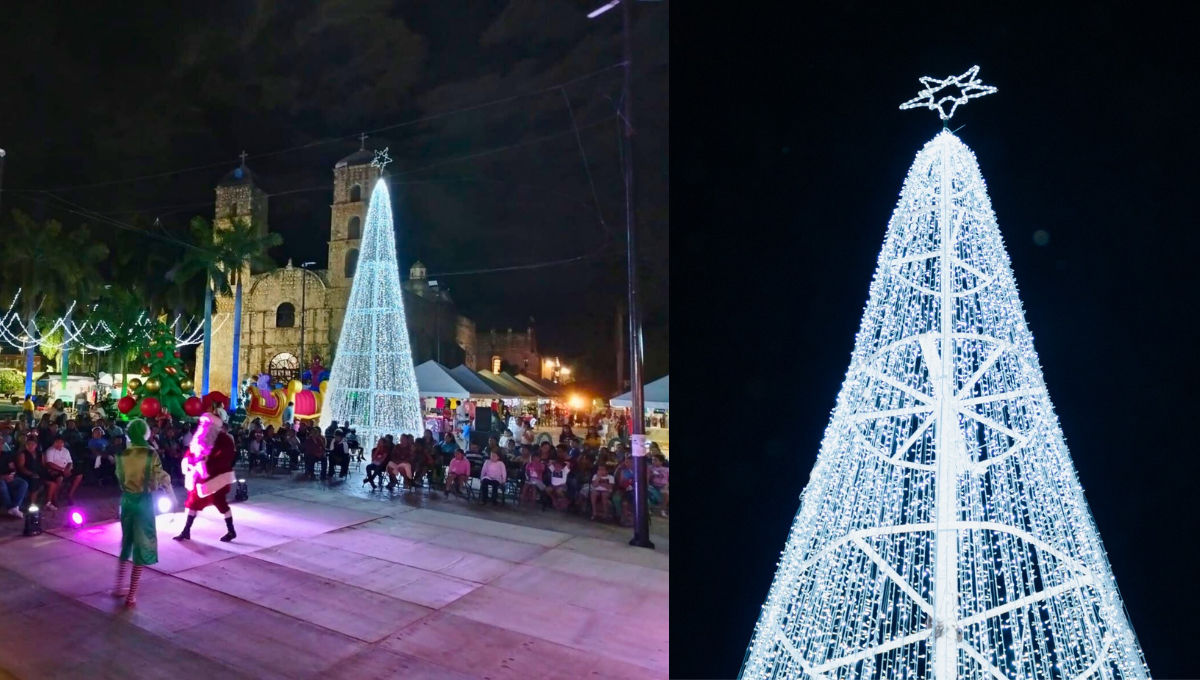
[
  {"left": 318, "top": 178, "right": 423, "bottom": 448},
  {"left": 740, "top": 131, "right": 1148, "bottom": 680}
]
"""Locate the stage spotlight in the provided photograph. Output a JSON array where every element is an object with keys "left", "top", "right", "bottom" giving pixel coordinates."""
[
  {"left": 70, "top": 511, "right": 84, "bottom": 526},
  {"left": 157, "top": 496, "right": 173, "bottom": 514},
  {"left": 23, "top": 505, "right": 42, "bottom": 536},
  {"left": 234, "top": 479, "right": 249, "bottom": 502}
]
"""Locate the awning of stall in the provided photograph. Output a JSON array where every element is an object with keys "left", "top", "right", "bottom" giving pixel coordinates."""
[
  {"left": 447, "top": 365, "right": 513, "bottom": 398},
  {"left": 610, "top": 374, "right": 669, "bottom": 410},
  {"left": 514, "top": 373, "right": 558, "bottom": 398},
  {"left": 479, "top": 370, "right": 540, "bottom": 398},
  {"left": 415, "top": 360, "right": 490, "bottom": 399}
]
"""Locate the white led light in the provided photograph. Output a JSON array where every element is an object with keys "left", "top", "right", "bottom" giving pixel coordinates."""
[
  {"left": 740, "top": 131, "right": 1148, "bottom": 680},
  {"left": 899, "top": 66, "right": 997, "bottom": 121},
  {"left": 319, "top": 178, "right": 423, "bottom": 449}
]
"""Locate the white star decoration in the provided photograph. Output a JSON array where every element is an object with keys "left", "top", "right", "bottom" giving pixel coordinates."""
[
  {"left": 371, "top": 147, "right": 392, "bottom": 171},
  {"left": 900, "top": 65, "right": 997, "bottom": 121}
]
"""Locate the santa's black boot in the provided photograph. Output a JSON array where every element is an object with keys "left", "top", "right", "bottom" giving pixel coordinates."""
[
  {"left": 220, "top": 516, "right": 237, "bottom": 542},
  {"left": 173, "top": 513, "right": 196, "bottom": 541}
]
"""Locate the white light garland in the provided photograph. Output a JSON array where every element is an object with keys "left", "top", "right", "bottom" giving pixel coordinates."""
[
  {"left": 740, "top": 131, "right": 1149, "bottom": 680},
  {"left": 899, "top": 66, "right": 997, "bottom": 121},
  {"left": 0, "top": 289, "right": 217, "bottom": 352},
  {"left": 318, "top": 177, "right": 423, "bottom": 448}
]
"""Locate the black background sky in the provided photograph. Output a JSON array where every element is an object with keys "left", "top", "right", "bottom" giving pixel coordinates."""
[
  {"left": 674, "top": 2, "right": 1200, "bottom": 678},
  {"left": 0, "top": 0, "right": 668, "bottom": 392}
]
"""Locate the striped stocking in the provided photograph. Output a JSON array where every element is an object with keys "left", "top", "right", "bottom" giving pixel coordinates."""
[
  {"left": 125, "top": 566, "right": 144, "bottom": 608},
  {"left": 112, "top": 560, "right": 130, "bottom": 597}
]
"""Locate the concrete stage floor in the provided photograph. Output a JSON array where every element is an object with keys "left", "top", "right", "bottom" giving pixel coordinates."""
[{"left": 0, "top": 480, "right": 669, "bottom": 679}]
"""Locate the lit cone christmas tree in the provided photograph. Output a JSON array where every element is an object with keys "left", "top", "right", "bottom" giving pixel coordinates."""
[
  {"left": 740, "top": 68, "right": 1148, "bottom": 680},
  {"left": 119, "top": 320, "right": 197, "bottom": 420},
  {"left": 319, "top": 149, "right": 422, "bottom": 447}
]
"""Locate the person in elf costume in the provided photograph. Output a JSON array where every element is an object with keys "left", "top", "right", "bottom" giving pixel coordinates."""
[
  {"left": 113, "top": 418, "right": 173, "bottom": 608},
  {"left": 174, "top": 411, "right": 238, "bottom": 542}
]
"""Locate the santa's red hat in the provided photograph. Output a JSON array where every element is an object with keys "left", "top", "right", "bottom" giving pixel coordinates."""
[{"left": 201, "top": 391, "right": 229, "bottom": 410}]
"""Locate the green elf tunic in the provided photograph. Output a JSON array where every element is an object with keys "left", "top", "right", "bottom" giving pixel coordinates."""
[{"left": 116, "top": 445, "right": 171, "bottom": 566}]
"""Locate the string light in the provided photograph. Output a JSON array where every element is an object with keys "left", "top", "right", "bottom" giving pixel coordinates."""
[
  {"left": 318, "top": 178, "right": 423, "bottom": 448},
  {"left": 740, "top": 131, "right": 1148, "bottom": 679},
  {"left": 0, "top": 289, "right": 221, "bottom": 351}
]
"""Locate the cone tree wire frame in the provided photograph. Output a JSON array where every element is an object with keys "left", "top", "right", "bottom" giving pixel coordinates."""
[
  {"left": 739, "top": 132, "right": 1148, "bottom": 680},
  {"left": 318, "top": 178, "right": 423, "bottom": 449}
]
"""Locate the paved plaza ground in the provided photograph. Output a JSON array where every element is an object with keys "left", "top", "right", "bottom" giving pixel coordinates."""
[{"left": 0, "top": 471, "right": 669, "bottom": 679}]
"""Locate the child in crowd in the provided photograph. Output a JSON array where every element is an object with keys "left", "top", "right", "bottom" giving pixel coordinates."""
[
  {"left": 522, "top": 452, "right": 546, "bottom": 505},
  {"left": 649, "top": 454, "right": 670, "bottom": 517},
  {"left": 590, "top": 464, "right": 614, "bottom": 521},
  {"left": 547, "top": 459, "right": 570, "bottom": 510},
  {"left": 444, "top": 449, "right": 470, "bottom": 497}
]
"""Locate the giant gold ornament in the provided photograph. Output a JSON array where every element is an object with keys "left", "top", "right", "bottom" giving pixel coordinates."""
[
  {"left": 180, "top": 378, "right": 194, "bottom": 392},
  {"left": 128, "top": 378, "right": 142, "bottom": 391},
  {"left": 144, "top": 377, "right": 161, "bottom": 393}
]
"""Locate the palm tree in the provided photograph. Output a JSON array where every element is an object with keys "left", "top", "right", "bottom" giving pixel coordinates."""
[
  {"left": 179, "top": 216, "right": 280, "bottom": 404},
  {"left": 0, "top": 211, "right": 108, "bottom": 395},
  {"left": 88, "top": 287, "right": 147, "bottom": 398}
]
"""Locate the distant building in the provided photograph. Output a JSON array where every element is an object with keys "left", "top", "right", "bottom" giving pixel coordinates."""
[{"left": 203, "top": 150, "right": 477, "bottom": 394}]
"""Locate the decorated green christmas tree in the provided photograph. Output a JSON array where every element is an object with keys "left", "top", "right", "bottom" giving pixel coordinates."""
[{"left": 117, "top": 320, "right": 199, "bottom": 420}]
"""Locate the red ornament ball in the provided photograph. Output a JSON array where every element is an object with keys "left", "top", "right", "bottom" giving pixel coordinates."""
[
  {"left": 184, "top": 396, "right": 204, "bottom": 417},
  {"left": 143, "top": 351, "right": 151, "bottom": 358},
  {"left": 165, "top": 366, "right": 177, "bottom": 375},
  {"left": 174, "top": 351, "right": 181, "bottom": 358},
  {"left": 117, "top": 395, "right": 136, "bottom": 414},
  {"left": 156, "top": 351, "right": 164, "bottom": 358},
  {"left": 141, "top": 365, "right": 151, "bottom": 375},
  {"left": 139, "top": 397, "right": 162, "bottom": 418}
]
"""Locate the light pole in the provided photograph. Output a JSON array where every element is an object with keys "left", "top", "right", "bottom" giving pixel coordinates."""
[
  {"left": 299, "top": 261, "right": 315, "bottom": 382},
  {"left": 589, "top": 0, "right": 655, "bottom": 549}
]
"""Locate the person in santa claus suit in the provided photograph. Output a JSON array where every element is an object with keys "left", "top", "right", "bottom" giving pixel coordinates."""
[{"left": 174, "top": 412, "right": 237, "bottom": 542}]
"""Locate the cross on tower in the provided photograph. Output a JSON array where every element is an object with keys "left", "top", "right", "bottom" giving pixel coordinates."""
[
  {"left": 239, "top": 150, "right": 248, "bottom": 166},
  {"left": 359, "top": 132, "right": 368, "bottom": 150}
]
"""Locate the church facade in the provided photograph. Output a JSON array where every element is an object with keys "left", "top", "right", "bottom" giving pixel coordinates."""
[{"left": 203, "top": 150, "right": 476, "bottom": 396}]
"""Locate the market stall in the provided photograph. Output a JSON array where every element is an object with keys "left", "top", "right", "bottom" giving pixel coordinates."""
[
  {"left": 415, "top": 361, "right": 499, "bottom": 436},
  {"left": 610, "top": 374, "right": 670, "bottom": 455}
]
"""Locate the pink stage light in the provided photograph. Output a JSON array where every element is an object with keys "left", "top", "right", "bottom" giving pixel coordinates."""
[{"left": 70, "top": 511, "right": 84, "bottom": 526}]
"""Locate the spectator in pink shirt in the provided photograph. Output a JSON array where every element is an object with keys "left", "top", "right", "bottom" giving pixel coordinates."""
[
  {"left": 444, "top": 449, "right": 470, "bottom": 497},
  {"left": 521, "top": 455, "right": 546, "bottom": 505},
  {"left": 479, "top": 451, "right": 507, "bottom": 506}
]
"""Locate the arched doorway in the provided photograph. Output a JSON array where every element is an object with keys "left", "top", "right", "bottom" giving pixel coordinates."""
[{"left": 269, "top": 352, "right": 299, "bottom": 385}]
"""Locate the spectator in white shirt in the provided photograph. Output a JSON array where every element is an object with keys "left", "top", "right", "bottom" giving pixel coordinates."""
[
  {"left": 44, "top": 435, "right": 82, "bottom": 506},
  {"left": 479, "top": 451, "right": 507, "bottom": 506}
]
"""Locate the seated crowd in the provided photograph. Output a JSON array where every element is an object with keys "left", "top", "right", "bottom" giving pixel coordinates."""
[{"left": 0, "top": 402, "right": 669, "bottom": 526}]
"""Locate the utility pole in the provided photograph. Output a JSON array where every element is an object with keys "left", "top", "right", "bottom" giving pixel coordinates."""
[
  {"left": 590, "top": 0, "right": 654, "bottom": 550},
  {"left": 299, "top": 261, "right": 315, "bottom": 381}
]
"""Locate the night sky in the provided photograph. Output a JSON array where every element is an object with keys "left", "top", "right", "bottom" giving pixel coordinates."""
[
  {"left": 676, "top": 3, "right": 1200, "bottom": 678},
  {"left": 0, "top": 0, "right": 669, "bottom": 392}
]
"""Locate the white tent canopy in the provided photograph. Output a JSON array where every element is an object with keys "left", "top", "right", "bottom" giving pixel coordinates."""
[
  {"left": 610, "top": 375, "right": 669, "bottom": 410},
  {"left": 414, "top": 360, "right": 495, "bottom": 399}
]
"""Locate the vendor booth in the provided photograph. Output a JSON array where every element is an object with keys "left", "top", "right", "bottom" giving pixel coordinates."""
[{"left": 610, "top": 374, "right": 670, "bottom": 455}]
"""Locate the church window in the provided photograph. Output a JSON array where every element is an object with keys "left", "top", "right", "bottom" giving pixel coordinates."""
[
  {"left": 347, "top": 215, "right": 361, "bottom": 240},
  {"left": 492, "top": 356, "right": 502, "bottom": 373},
  {"left": 229, "top": 201, "right": 239, "bottom": 217},
  {"left": 345, "top": 248, "right": 359, "bottom": 278},
  {"left": 349, "top": 184, "right": 362, "bottom": 202},
  {"left": 276, "top": 302, "right": 295, "bottom": 328}
]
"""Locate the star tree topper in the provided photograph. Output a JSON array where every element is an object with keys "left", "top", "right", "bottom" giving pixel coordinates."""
[
  {"left": 899, "top": 65, "right": 997, "bottom": 121},
  {"left": 371, "top": 147, "right": 392, "bottom": 171}
]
